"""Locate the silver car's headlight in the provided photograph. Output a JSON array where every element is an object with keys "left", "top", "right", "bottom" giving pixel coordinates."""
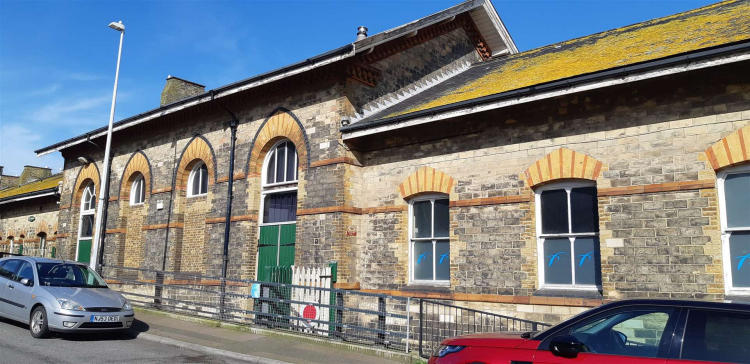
[
  {"left": 122, "top": 300, "right": 132, "bottom": 311},
  {"left": 57, "top": 298, "right": 84, "bottom": 311}
]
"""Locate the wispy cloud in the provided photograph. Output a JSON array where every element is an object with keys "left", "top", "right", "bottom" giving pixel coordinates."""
[
  {"left": 0, "top": 123, "right": 61, "bottom": 175},
  {"left": 26, "top": 83, "right": 61, "bottom": 96},
  {"left": 30, "top": 95, "right": 111, "bottom": 125}
]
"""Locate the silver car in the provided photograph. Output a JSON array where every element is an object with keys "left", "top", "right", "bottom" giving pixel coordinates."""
[{"left": 0, "top": 256, "right": 134, "bottom": 338}]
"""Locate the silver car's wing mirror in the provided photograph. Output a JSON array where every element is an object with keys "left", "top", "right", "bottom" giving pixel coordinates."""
[{"left": 20, "top": 278, "right": 32, "bottom": 286}]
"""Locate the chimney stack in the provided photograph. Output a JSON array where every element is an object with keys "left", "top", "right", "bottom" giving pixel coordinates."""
[
  {"left": 356, "top": 26, "right": 368, "bottom": 41},
  {"left": 160, "top": 75, "right": 206, "bottom": 106}
]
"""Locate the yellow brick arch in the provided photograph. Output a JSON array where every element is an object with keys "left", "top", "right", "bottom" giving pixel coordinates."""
[
  {"left": 72, "top": 162, "right": 100, "bottom": 205},
  {"left": 119, "top": 151, "right": 152, "bottom": 201},
  {"left": 247, "top": 108, "right": 309, "bottom": 177},
  {"left": 175, "top": 136, "right": 216, "bottom": 191},
  {"left": 399, "top": 166, "right": 454, "bottom": 199},
  {"left": 523, "top": 148, "right": 604, "bottom": 188},
  {"left": 704, "top": 125, "right": 750, "bottom": 171}
]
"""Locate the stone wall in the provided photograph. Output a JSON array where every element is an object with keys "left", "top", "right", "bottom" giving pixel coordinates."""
[{"left": 0, "top": 196, "right": 59, "bottom": 250}]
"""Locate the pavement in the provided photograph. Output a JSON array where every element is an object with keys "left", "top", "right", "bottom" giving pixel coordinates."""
[{"left": 131, "top": 308, "right": 417, "bottom": 364}]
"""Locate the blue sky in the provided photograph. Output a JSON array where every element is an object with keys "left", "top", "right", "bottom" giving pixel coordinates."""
[{"left": 0, "top": 0, "right": 716, "bottom": 176}]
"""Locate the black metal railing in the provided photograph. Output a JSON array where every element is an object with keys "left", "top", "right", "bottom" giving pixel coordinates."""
[
  {"left": 101, "top": 265, "right": 412, "bottom": 352},
  {"left": 418, "top": 299, "right": 552, "bottom": 358}
]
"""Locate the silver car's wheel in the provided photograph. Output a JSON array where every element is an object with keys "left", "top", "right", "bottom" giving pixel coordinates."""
[{"left": 30, "top": 306, "right": 49, "bottom": 338}]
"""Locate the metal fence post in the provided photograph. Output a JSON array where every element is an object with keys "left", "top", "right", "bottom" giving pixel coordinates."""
[
  {"left": 405, "top": 297, "right": 411, "bottom": 353},
  {"left": 419, "top": 299, "right": 424, "bottom": 358},
  {"left": 336, "top": 291, "right": 344, "bottom": 338},
  {"left": 378, "top": 297, "right": 386, "bottom": 346}
]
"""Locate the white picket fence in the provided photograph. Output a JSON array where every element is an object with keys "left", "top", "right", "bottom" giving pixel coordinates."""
[{"left": 290, "top": 265, "right": 332, "bottom": 336}]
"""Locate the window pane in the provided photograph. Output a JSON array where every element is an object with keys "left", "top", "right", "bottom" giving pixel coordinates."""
[
  {"left": 574, "top": 237, "right": 598, "bottom": 285},
  {"left": 682, "top": 309, "right": 750, "bottom": 363},
  {"left": 275, "top": 143, "right": 286, "bottom": 183},
  {"left": 413, "top": 241, "right": 432, "bottom": 280},
  {"left": 570, "top": 309, "right": 673, "bottom": 358},
  {"left": 263, "top": 192, "right": 297, "bottom": 224},
  {"left": 266, "top": 150, "right": 275, "bottom": 184},
  {"left": 730, "top": 232, "right": 750, "bottom": 288},
  {"left": 541, "top": 189, "right": 568, "bottom": 234},
  {"left": 433, "top": 199, "right": 449, "bottom": 238},
  {"left": 413, "top": 200, "right": 432, "bottom": 238},
  {"left": 199, "top": 165, "right": 208, "bottom": 194},
  {"left": 0, "top": 260, "right": 21, "bottom": 279},
  {"left": 16, "top": 262, "right": 33, "bottom": 282},
  {"left": 725, "top": 172, "right": 750, "bottom": 228},
  {"left": 544, "top": 238, "right": 572, "bottom": 284},
  {"left": 139, "top": 179, "right": 145, "bottom": 202},
  {"left": 285, "top": 142, "right": 296, "bottom": 182},
  {"left": 571, "top": 187, "right": 598, "bottom": 233},
  {"left": 80, "top": 214, "right": 94, "bottom": 237},
  {"left": 435, "top": 240, "right": 450, "bottom": 281}
]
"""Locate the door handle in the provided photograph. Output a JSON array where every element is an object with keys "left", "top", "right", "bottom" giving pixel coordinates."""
[{"left": 7, "top": 284, "right": 13, "bottom": 289}]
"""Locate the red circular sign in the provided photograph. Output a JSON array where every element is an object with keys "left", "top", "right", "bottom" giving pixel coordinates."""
[{"left": 303, "top": 305, "right": 317, "bottom": 319}]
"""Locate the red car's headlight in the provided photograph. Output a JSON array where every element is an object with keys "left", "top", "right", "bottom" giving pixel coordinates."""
[{"left": 436, "top": 345, "right": 465, "bottom": 357}]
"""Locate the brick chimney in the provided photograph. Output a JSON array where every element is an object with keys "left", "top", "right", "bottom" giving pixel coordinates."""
[
  {"left": 160, "top": 75, "right": 205, "bottom": 106},
  {"left": 19, "top": 166, "right": 51, "bottom": 185}
]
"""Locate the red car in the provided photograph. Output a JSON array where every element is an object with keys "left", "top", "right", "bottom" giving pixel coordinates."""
[{"left": 429, "top": 299, "right": 750, "bottom": 364}]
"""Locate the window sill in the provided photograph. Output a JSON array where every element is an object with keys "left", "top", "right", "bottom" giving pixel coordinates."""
[
  {"left": 533, "top": 287, "right": 602, "bottom": 299},
  {"left": 129, "top": 202, "right": 145, "bottom": 207},
  {"left": 186, "top": 194, "right": 207, "bottom": 200}
]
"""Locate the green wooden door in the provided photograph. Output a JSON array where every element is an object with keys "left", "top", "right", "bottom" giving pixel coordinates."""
[
  {"left": 77, "top": 239, "right": 92, "bottom": 264},
  {"left": 256, "top": 223, "right": 296, "bottom": 282}
]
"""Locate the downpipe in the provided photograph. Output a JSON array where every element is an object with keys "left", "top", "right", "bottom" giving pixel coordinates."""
[{"left": 219, "top": 105, "right": 239, "bottom": 319}]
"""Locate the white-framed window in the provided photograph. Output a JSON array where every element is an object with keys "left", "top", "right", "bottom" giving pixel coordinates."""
[
  {"left": 188, "top": 162, "right": 208, "bottom": 197},
  {"left": 718, "top": 164, "right": 750, "bottom": 295},
  {"left": 130, "top": 174, "right": 146, "bottom": 205},
  {"left": 79, "top": 182, "right": 96, "bottom": 239},
  {"left": 409, "top": 194, "right": 450, "bottom": 284},
  {"left": 263, "top": 140, "right": 298, "bottom": 187},
  {"left": 535, "top": 181, "right": 600, "bottom": 290},
  {"left": 260, "top": 140, "right": 299, "bottom": 225},
  {"left": 37, "top": 232, "right": 47, "bottom": 250}
]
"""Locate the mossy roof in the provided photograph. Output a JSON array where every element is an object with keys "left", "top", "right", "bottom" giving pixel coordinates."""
[
  {"left": 366, "top": 0, "right": 750, "bottom": 122},
  {"left": 0, "top": 174, "right": 62, "bottom": 200}
]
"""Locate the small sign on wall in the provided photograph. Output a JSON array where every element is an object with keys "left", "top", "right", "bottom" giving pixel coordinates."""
[
  {"left": 28, "top": 216, "right": 36, "bottom": 222},
  {"left": 346, "top": 226, "right": 357, "bottom": 237}
]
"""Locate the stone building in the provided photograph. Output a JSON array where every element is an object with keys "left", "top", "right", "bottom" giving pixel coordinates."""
[
  {"left": 0, "top": 166, "right": 62, "bottom": 255},
  {"left": 35, "top": 0, "right": 750, "bottom": 323}
]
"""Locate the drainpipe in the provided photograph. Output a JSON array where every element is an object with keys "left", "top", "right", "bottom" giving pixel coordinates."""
[{"left": 217, "top": 96, "right": 239, "bottom": 319}]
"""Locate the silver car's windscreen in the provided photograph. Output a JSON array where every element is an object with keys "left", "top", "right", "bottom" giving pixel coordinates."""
[{"left": 36, "top": 263, "right": 108, "bottom": 288}]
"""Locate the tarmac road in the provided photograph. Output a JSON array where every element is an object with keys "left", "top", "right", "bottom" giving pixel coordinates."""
[{"left": 0, "top": 316, "right": 247, "bottom": 364}]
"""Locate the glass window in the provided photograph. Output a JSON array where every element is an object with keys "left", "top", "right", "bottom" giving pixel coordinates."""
[
  {"left": 130, "top": 174, "right": 145, "bottom": 205},
  {"left": 80, "top": 215, "right": 94, "bottom": 238},
  {"left": 264, "top": 141, "right": 298, "bottom": 185},
  {"left": 682, "top": 309, "right": 750, "bottom": 363},
  {"left": 263, "top": 192, "right": 297, "bottom": 224},
  {"left": 16, "top": 261, "right": 34, "bottom": 283},
  {"left": 411, "top": 197, "right": 450, "bottom": 282},
  {"left": 188, "top": 162, "right": 208, "bottom": 196},
  {"left": 722, "top": 170, "right": 750, "bottom": 291},
  {"left": 568, "top": 308, "right": 674, "bottom": 359},
  {"left": 0, "top": 259, "right": 21, "bottom": 279},
  {"left": 538, "top": 184, "right": 600, "bottom": 287},
  {"left": 82, "top": 184, "right": 96, "bottom": 211}
]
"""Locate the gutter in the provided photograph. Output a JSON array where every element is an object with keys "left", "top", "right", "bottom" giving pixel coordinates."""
[
  {"left": 341, "top": 40, "right": 750, "bottom": 137},
  {"left": 0, "top": 188, "right": 59, "bottom": 205}
]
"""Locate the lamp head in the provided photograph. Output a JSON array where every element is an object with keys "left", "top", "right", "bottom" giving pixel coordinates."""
[
  {"left": 108, "top": 21, "right": 124, "bottom": 32},
  {"left": 77, "top": 156, "right": 91, "bottom": 165}
]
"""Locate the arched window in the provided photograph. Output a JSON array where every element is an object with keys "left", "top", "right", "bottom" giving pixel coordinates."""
[
  {"left": 79, "top": 182, "right": 96, "bottom": 240},
  {"left": 257, "top": 140, "right": 299, "bottom": 280},
  {"left": 188, "top": 162, "right": 208, "bottom": 197},
  {"left": 264, "top": 140, "right": 298, "bottom": 186},
  {"left": 535, "top": 181, "right": 600, "bottom": 290},
  {"left": 37, "top": 232, "right": 47, "bottom": 250},
  {"left": 409, "top": 194, "right": 450, "bottom": 284},
  {"left": 718, "top": 164, "right": 750, "bottom": 294},
  {"left": 130, "top": 173, "right": 146, "bottom": 205}
]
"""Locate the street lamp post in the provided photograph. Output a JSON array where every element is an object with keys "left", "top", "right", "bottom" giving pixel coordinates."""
[{"left": 90, "top": 20, "right": 125, "bottom": 270}]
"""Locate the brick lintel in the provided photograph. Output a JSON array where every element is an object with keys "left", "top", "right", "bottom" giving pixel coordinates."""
[{"left": 142, "top": 222, "right": 183, "bottom": 231}]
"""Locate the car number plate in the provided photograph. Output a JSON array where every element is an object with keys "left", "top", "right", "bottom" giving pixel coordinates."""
[{"left": 91, "top": 315, "right": 120, "bottom": 323}]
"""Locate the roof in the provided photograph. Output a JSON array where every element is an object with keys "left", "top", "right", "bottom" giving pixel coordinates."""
[
  {"left": 0, "top": 174, "right": 62, "bottom": 201},
  {"left": 35, "top": 0, "right": 515, "bottom": 156},
  {"left": 350, "top": 0, "right": 750, "bottom": 128}
]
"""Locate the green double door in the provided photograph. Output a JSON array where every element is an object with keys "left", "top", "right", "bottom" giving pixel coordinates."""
[
  {"left": 256, "top": 224, "right": 296, "bottom": 282},
  {"left": 77, "top": 239, "right": 92, "bottom": 264}
]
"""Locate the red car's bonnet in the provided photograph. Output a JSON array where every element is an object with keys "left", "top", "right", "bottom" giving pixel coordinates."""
[{"left": 441, "top": 332, "right": 540, "bottom": 349}]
